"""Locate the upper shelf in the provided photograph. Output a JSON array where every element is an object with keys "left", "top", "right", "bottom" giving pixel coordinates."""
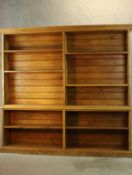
[
  {"left": 65, "top": 52, "right": 128, "bottom": 55},
  {"left": 4, "top": 69, "right": 63, "bottom": 73},
  {"left": 4, "top": 49, "right": 62, "bottom": 53}
]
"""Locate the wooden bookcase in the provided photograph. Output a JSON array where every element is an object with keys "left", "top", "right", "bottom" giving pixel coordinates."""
[{"left": 0, "top": 25, "right": 132, "bottom": 157}]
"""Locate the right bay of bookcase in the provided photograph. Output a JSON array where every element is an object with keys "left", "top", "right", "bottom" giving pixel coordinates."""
[{"left": 64, "top": 30, "right": 131, "bottom": 152}]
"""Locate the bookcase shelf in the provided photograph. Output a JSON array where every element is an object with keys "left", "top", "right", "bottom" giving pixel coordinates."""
[
  {"left": 4, "top": 49, "right": 62, "bottom": 53},
  {"left": 66, "top": 84, "right": 128, "bottom": 87},
  {"left": 65, "top": 51, "right": 128, "bottom": 55},
  {"left": 66, "top": 126, "right": 128, "bottom": 130},
  {"left": 1, "top": 25, "right": 132, "bottom": 157},
  {"left": 4, "top": 70, "right": 63, "bottom": 73},
  {"left": 4, "top": 125, "right": 62, "bottom": 129},
  {"left": 2, "top": 105, "right": 131, "bottom": 111}
]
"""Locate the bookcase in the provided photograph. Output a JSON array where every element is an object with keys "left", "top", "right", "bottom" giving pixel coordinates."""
[{"left": 0, "top": 25, "right": 132, "bottom": 157}]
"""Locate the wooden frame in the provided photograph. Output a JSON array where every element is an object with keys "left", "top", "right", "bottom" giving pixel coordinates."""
[{"left": 0, "top": 24, "right": 132, "bottom": 157}]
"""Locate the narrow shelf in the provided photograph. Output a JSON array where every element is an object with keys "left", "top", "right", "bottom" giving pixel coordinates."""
[
  {"left": 65, "top": 51, "right": 128, "bottom": 55},
  {"left": 4, "top": 49, "right": 62, "bottom": 53},
  {"left": 66, "top": 126, "right": 128, "bottom": 130},
  {"left": 2, "top": 105, "right": 65, "bottom": 111},
  {"left": 66, "top": 84, "right": 128, "bottom": 87},
  {"left": 65, "top": 106, "right": 131, "bottom": 112},
  {"left": 2, "top": 105, "right": 131, "bottom": 111},
  {"left": 4, "top": 125, "right": 62, "bottom": 129},
  {"left": 4, "top": 69, "right": 63, "bottom": 73}
]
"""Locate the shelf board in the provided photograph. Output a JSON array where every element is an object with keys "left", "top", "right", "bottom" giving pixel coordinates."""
[
  {"left": 2, "top": 105, "right": 65, "bottom": 111},
  {"left": 65, "top": 51, "right": 128, "bottom": 55},
  {"left": 4, "top": 69, "right": 63, "bottom": 73},
  {"left": 2, "top": 105, "right": 131, "bottom": 111},
  {"left": 4, "top": 125, "right": 62, "bottom": 129},
  {"left": 65, "top": 106, "right": 131, "bottom": 111},
  {"left": 4, "top": 49, "right": 62, "bottom": 53},
  {"left": 66, "top": 84, "right": 128, "bottom": 87},
  {"left": 0, "top": 144, "right": 131, "bottom": 157},
  {"left": 5, "top": 125, "right": 127, "bottom": 130},
  {"left": 66, "top": 126, "right": 128, "bottom": 130}
]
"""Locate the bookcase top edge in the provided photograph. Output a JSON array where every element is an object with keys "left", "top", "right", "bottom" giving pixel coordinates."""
[{"left": 0, "top": 24, "right": 132, "bottom": 34}]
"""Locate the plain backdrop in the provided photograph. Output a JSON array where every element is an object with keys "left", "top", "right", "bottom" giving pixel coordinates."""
[{"left": 0, "top": 0, "right": 132, "bottom": 145}]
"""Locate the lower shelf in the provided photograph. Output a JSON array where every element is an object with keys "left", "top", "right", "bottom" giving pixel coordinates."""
[
  {"left": 66, "top": 130, "right": 128, "bottom": 150},
  {"left": 0, "top": 144, "right": 132, "bottom": 157},
  {"left": 4, "top": 129, "right": 63, "bottom": 148}
]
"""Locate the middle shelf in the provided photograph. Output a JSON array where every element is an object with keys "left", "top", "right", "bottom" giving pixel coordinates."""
[{"left": 4, "top": 125, "right": 128, "bottom": 131}]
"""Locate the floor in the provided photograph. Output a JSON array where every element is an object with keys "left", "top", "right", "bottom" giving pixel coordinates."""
[{"left": 0, "top": 153, "right": 132, "bottom": 175}]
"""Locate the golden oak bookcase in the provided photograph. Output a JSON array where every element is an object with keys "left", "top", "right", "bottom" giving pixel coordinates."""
[{"left": 0, "top": 25, "right": 132, "bottom": 157}]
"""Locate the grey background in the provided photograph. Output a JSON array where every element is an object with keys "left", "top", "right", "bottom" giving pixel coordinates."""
[{"left": 0, "top": 0, "right": 132, "bottom": 146}]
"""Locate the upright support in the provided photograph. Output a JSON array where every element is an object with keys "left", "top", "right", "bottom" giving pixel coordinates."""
[{"left": 127, "top": 30, "right": 131, "bottom": 150}]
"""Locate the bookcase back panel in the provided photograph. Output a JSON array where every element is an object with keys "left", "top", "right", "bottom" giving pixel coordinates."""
[
  {"left": 67, "top": 31, "right": 126, "bottom": 52},
  {"left": 7, "top": 53, "right": 64, "bottom": 104},
  {"left": 66, "top": 112, "right": 128, "bottom": 127},
  {"left": 5, "top": 33, "right": 62, "bottom": 50},
  {"left": 67, "top": 54, "right": 127, "bottom": 84},
  {"left": 9, "top": 111, "right": 62, "bottom": 127},
  {"left": 9, "top": 73, "right": 64, "bottom": 105},
  {"left": 67, "top": 87, "right": 127, "bottom": 106},
  {"left": 10, "top": 129, "right": 62, "bottom": 147},
  {"left": 6, "top": 52, "right": 63, "bottom": 71},
  {"left": 67, "top": 130, "right": 128, "bottom": 149}
]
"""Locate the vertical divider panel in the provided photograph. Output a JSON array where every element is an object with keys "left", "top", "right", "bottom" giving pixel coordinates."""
[
  {"left": 62, "top": 110, "right": 66, "bottom": 149},
  {"left": 1, "top": 34, "right": 5, "bottom": 105},
  {"left": 2, "top": 110, "right": 5, "bottom": 146},
  {"left": 62, "top": 32, "right": 67, "bottom": 104},
  {"left": 127, "top": 30, "right": 132, "bottom": 150},
  {"left": 62, "top": 32, "right": 67, "bottom": 148},
  {"left": 1, "top": 34, "right": 5, "bottom": 146}
]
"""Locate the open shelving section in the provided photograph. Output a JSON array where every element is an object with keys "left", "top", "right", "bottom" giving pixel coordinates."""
[{"left": 0, "top": 24, "right": 132, "bottom": 157}]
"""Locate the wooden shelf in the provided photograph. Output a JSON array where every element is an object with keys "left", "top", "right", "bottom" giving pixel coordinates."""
[
  {"left": 66, "top": 84, "right": 128, "bottom": 87},
  {"left": 4, "top": 125, "right": 62, "bottom": 129},
  {"left": 66, "top": 126, "right": 128, "bottom": 130},
  {"left": 4, "top": 69, "right": 63, "bottom": 73},
  {"left": 65, "top": 51, "right": 128, "bottom": 55},
  {"left": 5, "top": 125, "right": 127, "bottom": 130},
  {"left": 4, "top": 49, "right": 62, "bottom": 53},
  {"left": 2, "top": 105, "right": 131, "bottom": 111},
  {"left": 0, "top": 145, "right": 131, "bottom": 157},
  {"left": 2, "top": 105, "right": 65, "bottom": 111}
]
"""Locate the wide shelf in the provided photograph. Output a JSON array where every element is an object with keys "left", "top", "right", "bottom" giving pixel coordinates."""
[
  {"left": 0, "top": 144, "right": 129, "bottom": 151},
  {"left": 4, "top": 125, "right": 62, "bottom": 129},
  {"left": 4, "top": 125, "right": 128, "bottom": 130},
  {"left": 2, "top": 105, "right": 131, "bottom": 111},
  {"left": 0, "top": 144, "right": 131, "bottom": 157}
]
